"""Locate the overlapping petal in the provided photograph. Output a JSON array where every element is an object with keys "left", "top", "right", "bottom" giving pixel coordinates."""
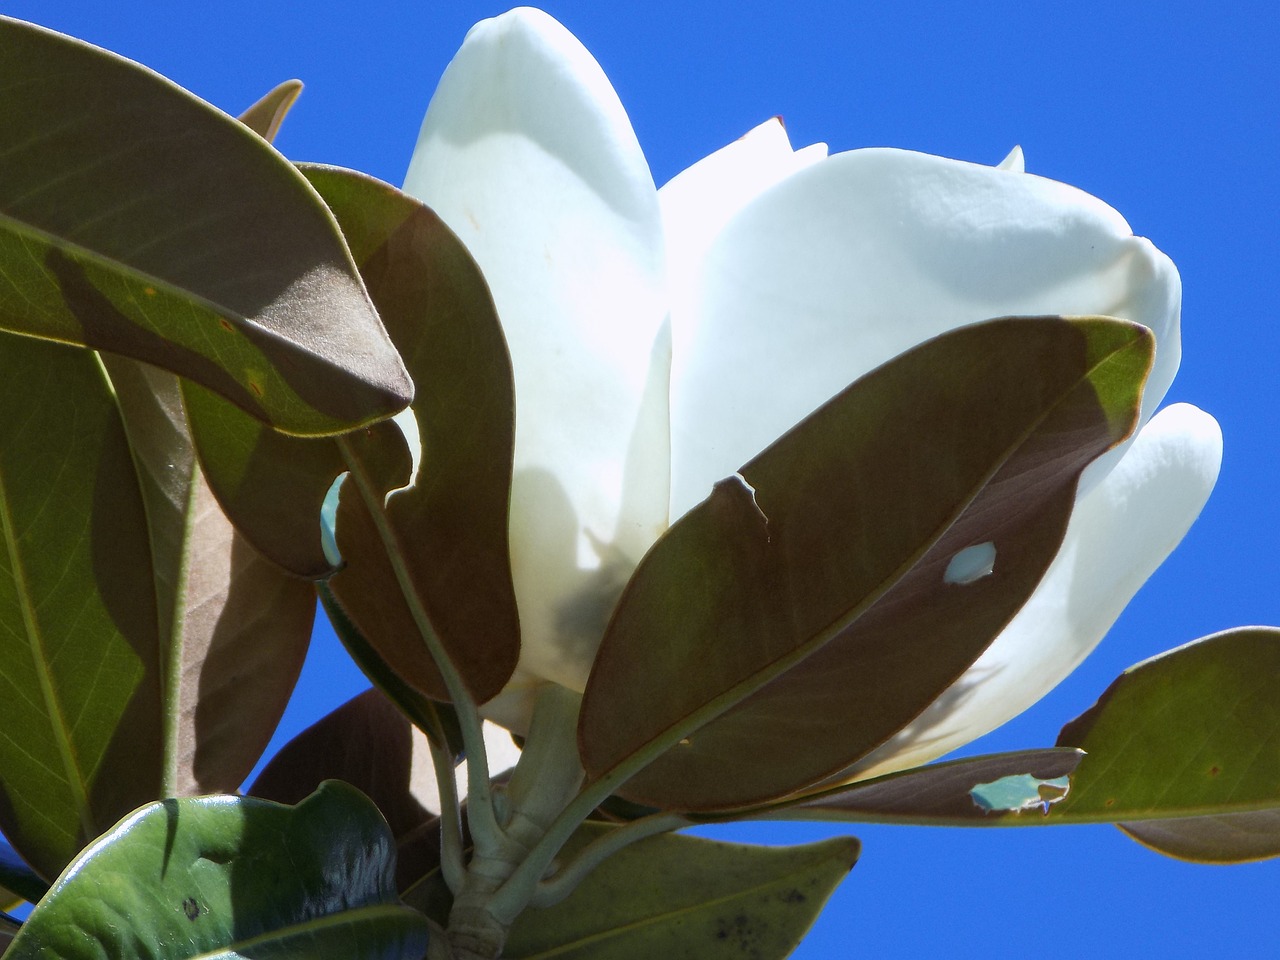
[
  {"left": 844, "top": 402, "right": 1222, "bottom": 779},
  {"left": 667, "top": 146, "right": 1181, "bottom": 517},
  {"left": 403, "top": 7, "right": 669, "bottom": 693}
]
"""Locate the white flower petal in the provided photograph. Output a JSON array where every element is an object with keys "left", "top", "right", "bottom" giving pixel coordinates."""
[
  {"left": 845, "top": 402, "right": 1223, "bottom": 779},
  {"left": 403, "top": 7, "right": 668, "bottom": 692},
  {"left": 660, "top": 119, "right": 827, "bottom": 356},
  {"left": 669, "top": 147, "right": 1181, "bottom": 518}
]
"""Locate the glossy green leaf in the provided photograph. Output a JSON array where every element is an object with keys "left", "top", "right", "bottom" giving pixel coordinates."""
[
  {"left": 238, "top": 79, "right": 304, "bottom": 142},
  {"left": 580, "top": 317, "right": 1152, "bottom": 811},
  {"left": 0, "top": 333, "right": 163, "bottom": 880},
  {"left": 1048, "top": 627, "right": 1280, "bottom": 861},
  {"left": 500, "top": 824, "right": 858, "bottom": 960},
  {"left": 736, "top": 748, "right": 1084, "bottom": 826},
  {"left": 0, "top": 16, "right": 411, "bottom": 436},
  {"left": 250, "top": 689, "right": 445, "bottom": 889},
  {"left": 104, "top": 357, "right": 314, "bottom": 797},
  {"left": 6, "top": 781, "right": 430, "bottom": 960}
]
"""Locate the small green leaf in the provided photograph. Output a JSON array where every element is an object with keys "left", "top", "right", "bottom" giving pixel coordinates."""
[
  {"left": 0, "top": 16, "right": 410, "bottom": 436},
  {"left": 580, "top": 317, "right": 1152, "bottom": 811},
  {"left": 501, "top": 824, "right": 858, "bottom": 960},
  {"left": 1049, "top": 626, "right": 1280, "bottom": 861},
  {"left": 0, "top": 333, "right": 163, "bottom": 880},
  {"left": 6, "top": 781, "right": 431, "bottom": 960},
  {"left": 238, "top": 79, "right": 304, "bottom": 142},
  {"left": 250, "top": 689, "right": 446, "bottom": 889}
]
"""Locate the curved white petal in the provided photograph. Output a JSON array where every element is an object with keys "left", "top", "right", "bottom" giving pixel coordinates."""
[
  {"left": 669, "top": 147, "right": 1181, "bottom": 518},
  {"left": 996, "top": 144, "right": 1026, "bottom": 173},
  {"left": 403, "top": 9, "right": 668, "bottom": 692},
  {"left": 845, "top": 403, "right": 1222, "bottom": 780},
  {"left": 660, "top": 119, "right": 827, "bottom": 364}
]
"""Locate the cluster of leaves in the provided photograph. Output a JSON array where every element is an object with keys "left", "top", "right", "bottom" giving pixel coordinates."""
[{"left": 0, "top": 14, "right": 1277, "bottom": 960}]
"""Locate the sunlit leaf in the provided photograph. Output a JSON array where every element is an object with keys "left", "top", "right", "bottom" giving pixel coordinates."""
[
  {"left": 581, "top": 317, "right": 1152, "bottom": 811},
  {"left": 0, "top": 333, "right": 163, "bottom": 880},
  {"left": 238, "top": 79, "right": 304, "bottom": 142},
  {"left": 1050, "top": 626, "right": 1280, "bottom": 861},
  {"left": 0, "top": 16, "right": 410, "bottom": 436},
  {"left": 501, "top": 824, "right": 858, "bottom": 960},
  {"left": 5, "top": 781, "right": 431, "bottom": 960},
  {"left": 104, "top": 357, "right": 314, "bottom": 797}
]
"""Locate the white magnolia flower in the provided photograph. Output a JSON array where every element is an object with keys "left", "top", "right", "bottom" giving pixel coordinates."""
[{"left": 403, "top": 7, "right": 1221, "bottom": 777}]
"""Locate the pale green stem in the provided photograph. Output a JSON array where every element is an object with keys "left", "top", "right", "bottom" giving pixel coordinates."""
[
  {"left": 336, "top": 438, "right": 500, "bottom": 849},
  {"left": 528, "top": 811, "right": 689, "bottom": 909},
  {"left": 427, "top": 734, "right": 466, "bottom": 896}
]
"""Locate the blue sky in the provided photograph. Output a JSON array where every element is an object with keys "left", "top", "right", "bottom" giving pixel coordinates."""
[{"left": 7, "top": 1, "right": 1278, "bottom": 956}]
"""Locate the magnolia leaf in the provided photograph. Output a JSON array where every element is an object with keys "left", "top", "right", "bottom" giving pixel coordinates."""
[
  {"left": 250, "top": 688, "right": 445, "bottom": 889},
  {"left": 0, "top": 332, "right": 163, "bottom": 880},
  {"left": 1, "top": 838, "right": 47, "bottom": 905},
  {"left": 735, "top": 748, "right": 1084, "bottom": 826},
  {"left": 312, "top": 165, "right": 520, "bottom": 705},
  {"left": 1048, "top": 627, "right": 1280, "bottom": 862},
  {"left": 104, "top": 357, "right": 314, "bottom": 797},
  {"left": 5, "top": 782, "right": 431, "bottom": 960},
  {"left": 580, "top": 317, "right": 1152, "bottom": 811},
  {"left": 238, "top": 79, "right": 304, "bottom": 142},
  {"left": 1119, "top": 810, "right": 1280, "bottom": 864},
  {"left": 0, "top": 16, "right": 411, "bottom": 436},
  {"left": 499, "top": 824, "right": 858, "bottom": 960}
]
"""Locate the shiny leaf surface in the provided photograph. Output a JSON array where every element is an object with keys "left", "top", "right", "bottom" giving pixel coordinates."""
[
  {"left": 6, "top": 782, "right": 431, "bottom": 960},
  {"left": 581, "top": 317, "right": 1151, "bottom": 810},
  {"left": 0, "top": 17, "right": 411, "bottom": 436},
  {"left": 502, "top": 824, "right": 858, "bottom": 960}
]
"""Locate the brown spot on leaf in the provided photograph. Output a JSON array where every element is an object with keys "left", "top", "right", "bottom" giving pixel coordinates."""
[{"left": 182, "top": 897, "right": 201, "bottom": 921}]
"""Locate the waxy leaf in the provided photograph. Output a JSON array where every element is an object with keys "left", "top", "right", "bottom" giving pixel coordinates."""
[
  {"left": 742, "top": 748, "right": 1084, "bottom": 825},
  {"left": 5, "top": 781, "right": 431, "bottom": 960},
  {"left": 1050, "top": 627, "right": 1280, "bottom": 862},
  {"left": 105, "top": 358, "right": 314, "bottom": 798},
  {"left": 0, "top": 16, "right": 411, "bottom": 436},
  {"left": 581, "top": 317, "right": 1152, "bottom": 811},
  {"left": 0, "top": 333, "right": 163, "bottom": 880},
  {"left": 501, "top": 824, "right": 858, "bottom": 960}
]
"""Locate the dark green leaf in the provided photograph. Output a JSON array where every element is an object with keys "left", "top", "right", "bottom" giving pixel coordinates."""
[
  {"left": 0, "top": 16, "right": 410, "bottom": 436},
  {"left": 501, "top": 824, "right": 858, "bottom": 960},
  {"left": 1, "top": 838, "right": 47, "bottom": 905},
  {"left": 0, "top": 333, "right": 163, "bottom": 880},
  {"left": 239, "top": 79, "right": 304, "bottom": 142},
  {"left": 1049, "top": 626, "right": 1280, "bottom": 861},
  {"left": 580, "top": 317, "right": 1152, "bottom": 811},
  {"left": 6, "top": 781, "right": 431, "bottom": 960},
  {"left": 250, "top": 689, "right": 445, "bottom": 889}
]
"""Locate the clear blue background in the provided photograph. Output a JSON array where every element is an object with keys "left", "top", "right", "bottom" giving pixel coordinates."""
[{"left": 7, "top": 1, "right": 1277, "bottom": 956}]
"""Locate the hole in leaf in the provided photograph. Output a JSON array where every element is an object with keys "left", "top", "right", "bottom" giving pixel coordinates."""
[{"left": 944, "top": 541, "right": 996, "bottom": 585}]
